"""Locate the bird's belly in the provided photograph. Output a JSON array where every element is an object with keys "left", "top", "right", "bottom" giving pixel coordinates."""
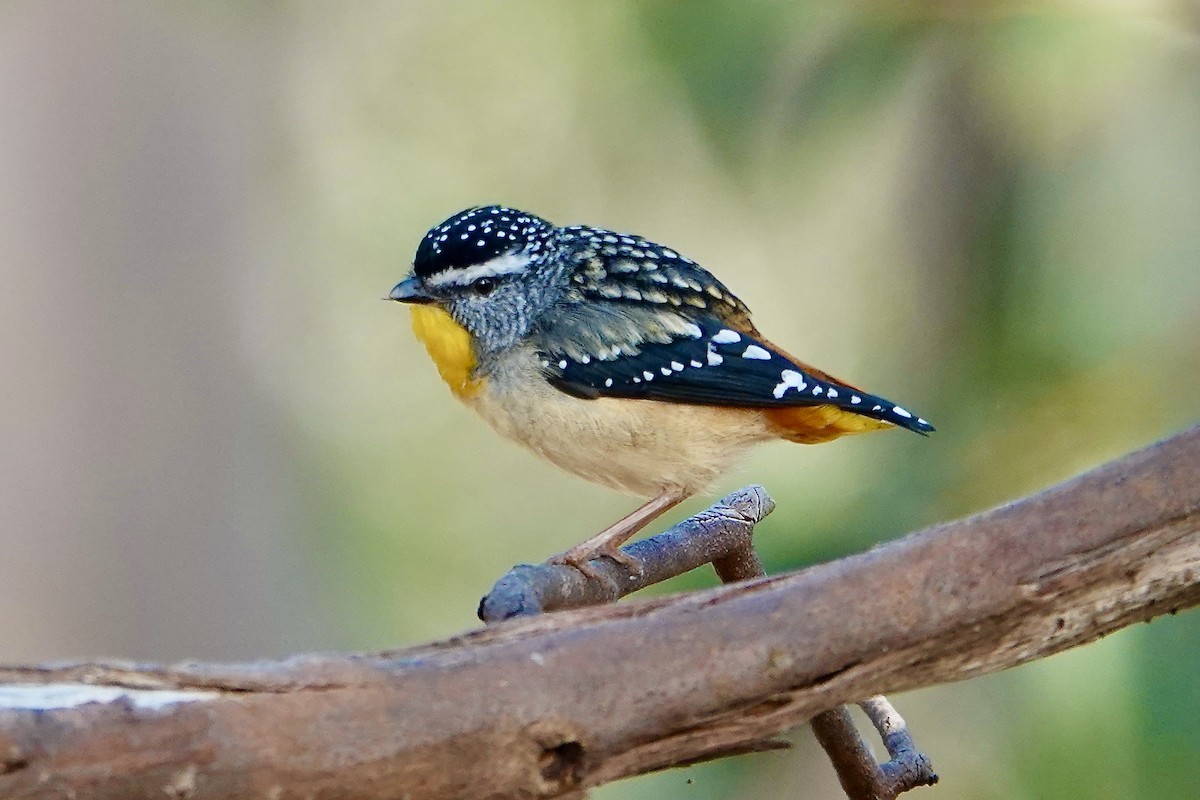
[{"left": 466, "top": 377, "right": 773, "bottom": 498}]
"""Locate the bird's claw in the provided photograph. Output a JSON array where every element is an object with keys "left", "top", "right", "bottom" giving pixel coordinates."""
[{"left": 548, "top": 544, "right": 645, "bottom": 582}]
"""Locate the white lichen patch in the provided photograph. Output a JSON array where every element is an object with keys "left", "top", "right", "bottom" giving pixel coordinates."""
[{"left": 0, "top": 683, "right": 218, "bottom": 711}]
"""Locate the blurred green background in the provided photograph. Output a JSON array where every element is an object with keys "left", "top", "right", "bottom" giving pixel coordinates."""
[{"left": 1, "top": 1, "right": 1198, "bottom": 798}]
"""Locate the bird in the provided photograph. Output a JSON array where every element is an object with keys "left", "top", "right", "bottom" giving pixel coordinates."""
[{"left": 388, "top": 205, "right": 932, "bottom": 573}]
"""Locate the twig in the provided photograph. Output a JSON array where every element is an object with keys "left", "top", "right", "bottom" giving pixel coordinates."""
[
  {"left": 810, "top": 707, "right": 889, "bottom": 799},
  {"left": 480, "top": 485, "right": 775, "bottom": 622},
  {"left": 809, "top": 702, "right": 938, "bottom": 800},
  {"left": 860, "top": 697, "right": 938, "bottom": 793}
]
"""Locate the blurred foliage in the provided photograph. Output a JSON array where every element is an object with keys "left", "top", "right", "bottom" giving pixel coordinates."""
[{"left": 2, "top": 0, "right": 1198, "bottom": 797}]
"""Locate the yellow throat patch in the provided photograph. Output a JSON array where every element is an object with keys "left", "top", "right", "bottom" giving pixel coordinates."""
[{"left": 409, "top": 305, "right": 482, "bottom": 399}]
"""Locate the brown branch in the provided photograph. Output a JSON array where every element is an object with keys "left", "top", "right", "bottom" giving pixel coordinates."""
[{"left": 1, "top": 426, "right": 1198, "bottom": 799}]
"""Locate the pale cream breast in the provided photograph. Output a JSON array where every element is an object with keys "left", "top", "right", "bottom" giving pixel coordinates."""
[{"left": 464, "top": 349, "right": 774, "bottom": 497}]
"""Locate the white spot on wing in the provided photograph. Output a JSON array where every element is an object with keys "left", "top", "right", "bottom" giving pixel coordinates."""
[
  {"left": 851, "top": 395, "right": 861, "bottom": 404},
  {"left": 711, "top": 329, "right": 741, "bottom": 344},
  {"left": 893, "top": 406, "right": 912, "bottom": 419},
  {"left": 682, "top": 323, "right": 703, "bottom": 339},
  {"left": 643, "top": 371, "right": 655, "bottom": 381},
  {"left": 604, "top": 378, "right": 613, "bottom": 387},
  {"left": 741, "top": 345, "right": 770, "bottom": 360},
  {"left": 670, "top": 361, "right": 685, "bottom": 371},
  {"left": 772, "top": 370, "right": 807, "bottom": 399},
  {"left": 827, "top": 388, "right": 839, "bottom": 398},
  {"left": 706, "top": 345, "right": 724, "bottom": 366}
]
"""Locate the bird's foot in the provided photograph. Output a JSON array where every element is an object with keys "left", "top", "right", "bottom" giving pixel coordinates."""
[{"left": 548, "top": 543, "right": 645, "bottom": 582}]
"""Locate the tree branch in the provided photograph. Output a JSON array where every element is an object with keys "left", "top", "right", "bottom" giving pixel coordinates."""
[{"left": 1, "top": 426, "right": 1198, "bottom": 799}]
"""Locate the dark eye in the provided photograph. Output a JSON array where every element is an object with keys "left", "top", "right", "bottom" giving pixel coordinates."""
[{"left": 472, "top": 277, "right": 497, "bottom": 296}]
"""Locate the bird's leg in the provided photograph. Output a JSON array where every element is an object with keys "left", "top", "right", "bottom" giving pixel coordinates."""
[{"left": 550, "top": 488, "right": 688, "bottom": 578}]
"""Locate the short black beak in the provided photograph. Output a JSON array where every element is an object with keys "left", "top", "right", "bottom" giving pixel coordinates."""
[{"left": 388, "top": 276, "right": 435, "bottom": 305}]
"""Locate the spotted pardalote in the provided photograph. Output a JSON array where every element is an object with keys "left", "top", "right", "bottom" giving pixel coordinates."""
[{"left": 390, "top": 206, "right": 932, "bottom": 571}]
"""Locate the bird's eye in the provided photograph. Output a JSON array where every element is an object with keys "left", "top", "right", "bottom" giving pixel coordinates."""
[{"left": 472, "top": 277, "right": 497, "bottom": 296}]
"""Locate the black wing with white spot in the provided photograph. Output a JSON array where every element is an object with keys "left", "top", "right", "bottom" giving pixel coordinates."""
[{"left": 543, "top": 318, "right": 934, "bottom": 435}]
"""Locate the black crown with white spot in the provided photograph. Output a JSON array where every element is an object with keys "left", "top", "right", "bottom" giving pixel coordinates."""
[{"left": 413, "top": 206, "right": 553, "bottom": 278}]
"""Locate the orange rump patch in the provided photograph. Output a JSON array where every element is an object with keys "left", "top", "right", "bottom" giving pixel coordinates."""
[{"left": 764, "top": 405, "right": 891, "bottom": 444}]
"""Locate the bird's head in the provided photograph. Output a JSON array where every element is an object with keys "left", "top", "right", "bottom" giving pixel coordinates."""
[{"left": 389, "top": 205, "right": 568, "bottom": 355}]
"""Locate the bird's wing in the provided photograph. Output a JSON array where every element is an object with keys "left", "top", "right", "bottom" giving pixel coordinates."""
[{"left": 540, "top": 313, "right": 933, "bottom": 435}]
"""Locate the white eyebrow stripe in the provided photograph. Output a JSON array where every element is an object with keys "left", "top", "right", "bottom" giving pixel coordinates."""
[{"left": 423, "top": 253, "right": 532, "bottom": 287}]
